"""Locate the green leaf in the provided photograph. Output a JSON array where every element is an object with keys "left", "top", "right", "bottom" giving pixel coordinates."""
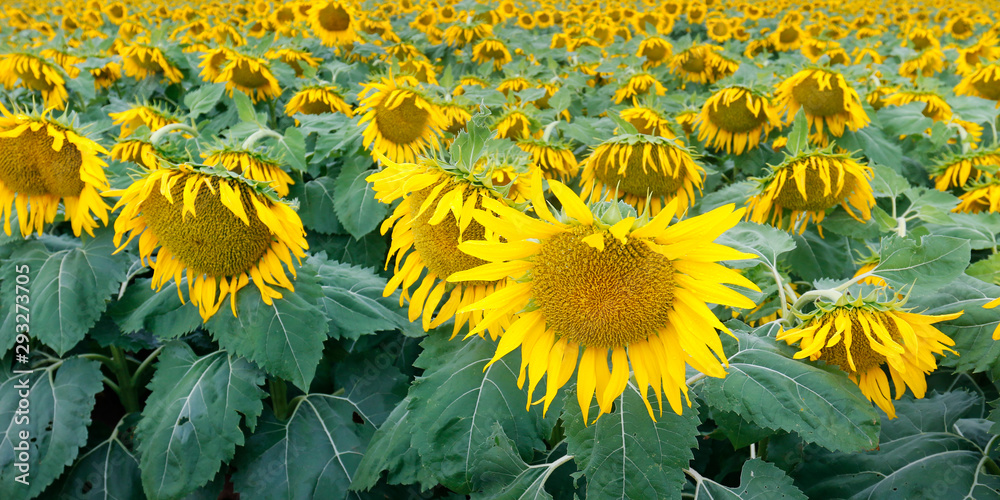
[
  {"left": 108, "top": 278, "right": 202, "bottom": 339},
  {"left": 231, "top": 395, "right": 377, "bottom": 499},
  {"left": 296, "top": 176, "right": 344, "bottom": 234},
  {"left": 873, "top": 235, "right": 971, "bottom": 290},
  {"left": 563, "top": 384, "right": 700, "bottom": 499},
  {"left": 334, "top": 157, "right": 388, "bottom": 239},
  {"left": 234, "top": 91, "right": 258, "bottom": 124},
  {"left": 55, "top": 414, "right": 143, "bottom": 499},
  {"left": 786, "top": 232, "right": 855, "bottom": 282},
  {"left": 869, "top": 163, "right": 911, "bottom": 198},
  {"left": 184, "top": 83, "right": 226, "bottom": 119},
  {"left": 876, "top": 102, "right": 935, "bottom": 137},
  {"left": 206, "top": 273, "right": 329, "bottom": 391},
  {"left": 450, "top": 108, "right": 495, "bottom": 170},
  {"left": 0, "top": 358, "right": 103, "bottom": 498},
  {"left": 711, "top": 410, "right": 776, "bottom": 450},
  {"left": 307, "top": 254, "right": 422, "bottom": 340},
  {"left": 136, "top": 343, "right": 266, "bottom": 500},
  {"left": 0, "top": 230, "right": 128, "bottom": 355},
  {"left": 280, "top": 127, "right": 308, "bottom": 172},
  {"left": 473, "top": 423, "right": 567, "bottom": 500},
  {"left": 694, "top": 459, "right": 807, "bottom": 500},
  {"left": 716, "top": 222, "right": 796, "bottom": 270},
  {"left": 697, "top": 324, "right": 880, "bottom": 452},
  {"left": 307, "top": 231, "right": 387, "bottom": 270},
  {"left": 350, "top": 394, "right": 427, "bottom": 489},
  {"left": 787, "top": 108, "right": 809, "bottom": 156},
  {"left": 548, "top": 87, "right": 572, "bottom": 114},
  {"left": 836, "top": 127, "right": 904, "bottom": 170},
  {"left": 968, "top": 253, "right": 1000, "bottom": 285},
  {"left": 924, "top": 213, "right": 1000, "bottom": 250}
]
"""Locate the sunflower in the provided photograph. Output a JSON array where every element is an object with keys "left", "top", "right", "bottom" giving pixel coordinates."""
[
  {"left": 636, "top": 36, "right": 673, "bottom": 68},
  {"left": 517, "top": 138, "right": 579, "bottom": 181},
  {"left": 669, "top": 44, "right": 739, "bottom": 85},
  {"left": 357, "top": 76, "right": 448, "bottom": 163},
  {"left": 778, "top": 293, "right": 960, "bottom": 418},
  {"left": 104, "top": 1, "right": 128, "bottom": 23},
  {"left": 955, "top": 177, "right": 1000, "bottom": 213},
  {"left": 109, "top": 104, "right": 179, "bottom": 139},
  {"left": 930, "top": 149, "right": 1000, "bottom": 191},
  {"left": 581, "top": 134, "right": 703, "bottom": 217},
  {"left": 39, "top": 49, "right": 84, "bottom": 79},
  {"left": 907, "top": 27, "right": 940, "bottom": 51},
  {"left": 612, "top": 73, "right": 667, "bottom": 105},
  {"left": 676, "top": 110, "right": 698, "bottom": 136},
  {"left": 946, "top": 15, "right": 976, "bottom": 40},
  {"left": 471, "top": 38, "right": 511, "bottom": 71},
  {"left": 284, "top": 84, "right": 353, "bottom": 118},
  {"left": 437, "top": 101, "right": 473, "bottom": 136},
  {"left": 366, "top": 147, "right": 529, "bottom": 337},
  {"left": 770, "top": 23, "right": 805, "bottom": 51},
  {"left": 621, "top": 106, "right": 678, "bottom": 138},
  {"left": 706, "top": 17, "right": 734, "bottom": 43},
  {"left": 536, "top": 10, "right": 555, "bottom": 29},
  {"left": 899, "top": 49, "right": 946, "bottom": 80},
  {"left": 265, "top": 47, "right": 321, "bottom": 77},
  {"left": 0, "top": 106, "right": 111, "bottom": 238},
  {"left": 119, "top": 44, "right": 183, "bottom": 83},
  {"left": 0, "top": 53, "right": 69, "bottom": 110},
  {"left": 517, "top": 12, "right": 536, "bottom": 30},
  {"left": 397, "top": 58, "right": 439, "bottom": 85},
  {"left": 955, "top": 64, "right": 1000, "bottom": 103},
  {"left": 747, "top": 150, "right": 875, "bottom": 234},
  {"left": 853, "top": 256, "right": 887, "bottom": 286},
  {"left": 448, "top": 176, "right": 759, "bottom": 422},
  {"left": 91, "top": 61, "right": 122, "bottom": 90},
  {"left": 110, "top": 138, "right": 162, "bottom": 170},
  {"left": 497, "top": 76, "right": 531, "bottom": 97},
  {"left": 106, "top": 164, "right": 308, "bottom": 321},
  {"left": 956, "top": 33, "right": 1000, "bottom": 76},
  {"left": 882, "top": 90, "right": 952, "bottom": 122},
  {"left": 214, "top": 53, "right": 282, "bottom": 103},
  {"left": 309, "top": 1, "right": 356, "bottom": 46},
  {"left": 203, "top": 148, "right": 294, "bottom": 198},
  {"left": 775, "top": 68, "right": 870, "bottom": 144},
  {"left": 696, "top": 86, "right": 780, "bottom": 155},
  {"left": 442, "top": 20, "right": 493, "bottom": 47}
]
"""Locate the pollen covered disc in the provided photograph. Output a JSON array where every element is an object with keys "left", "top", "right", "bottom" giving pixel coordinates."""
[
  {"left": 140, "top": 178, "right": 273, "bottom": 277},
  {"left": 317, "top": 3, "right": 351, "bottom": 31},
  {"left": 532, "top": 227, "right": 675, "bottom": 348},
  {"left": 0, "top": 127, "right": 85, "bottom": 197},
  {"left": 707, "top": 97, "right": 767, "bottom": 133},
  {"left": 375, "top": 91, "right": 430, "bottom": 144},
  {"left": 592, "top": 143, "right": 687, "bottom": 197},
  {"left": 408, "top": 186, "right": 491, "bottom": 283},
  {"left": 773, "top": 161, "right": 854, "bottom": 211},
  {"left": 819, "top": 311, "right": 894, "bottom": 372},
  {"left": 791, "top": 74, "right": 847, "bottom": 117}
]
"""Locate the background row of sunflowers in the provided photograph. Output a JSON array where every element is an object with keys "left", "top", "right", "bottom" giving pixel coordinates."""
[{"left": 4, "top": 0, "right": 1000, "bottom": 499}]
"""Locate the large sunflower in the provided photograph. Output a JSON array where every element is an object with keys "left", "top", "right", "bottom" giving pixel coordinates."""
[
  {"left": 449, "top": 177, "right": 759, "bottom": 422},
  {"left": 955, "top": 64, "right": 1000, "bottom": 103},
  {"left": 0, "top": 106, "right": 111, "bottom": 237},
  {"left": 203, "top": 148, "right": 294, "bottom": 197},
  {"left": 930, "top": 149, "right": 1000, "bottom": 191},
  {"left": 581, "top": 134, "right": 704, "bottom": 217},
  {"left": 357, "top": 76, "right": 447, "bottom": 163},
  {"left": 778, "top": 293, "right": 960, "bottom": 418},
  {"left": 747, "top": 150, "right": 875, "bottom": 234},
  {"left": 0, "top": 53, "right": 69, "bottom": 110},
  {"left": 106, "top": 164, "right": 308, "bottom": 321},
  {"left": 774, "top": 68, "right": 870, "bottom": 144},
  {"left": 309, "top": 1, "right": 356, "bottom": 46},
  {"left": 695, "top": 86, "right": 780, "bottom": 155},
  {"left": 215, "top": 53, "right": 282, "bottom": 103}
]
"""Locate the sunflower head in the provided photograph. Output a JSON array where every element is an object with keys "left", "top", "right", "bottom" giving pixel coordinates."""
[
  {"left": 214, "top": 52, "right": 282, "bottom": 103},
  {"left": 695, "top": 86, "right": 781, "bottom": 155},
  {"left": 471, "top": 38, "right": 512, "bottom": 71},
  {"left": 309, "top": 0, "right": 356, "bottom": 46},
  {"left": 284, "top": 84, "right": 353, "bottom": 118},
  {"left": 955, "top": 176, "right": 1000, "bottom": 213},
  {"left": 747, "top": 148, "right": 875, "bottom": 234},
  {"left": 778, "top": 291, "right": 960, "bottom": 418},
  {"left": 357, "top": 76, "right": 448, "bottom": 163},
  {"left": 0, "top": 53, "right": 69, "bottom": 110},
  {"left": 930, "top": 149, "right": 1000, "bottom": 190},
  {"left": 0, "top": 105, "right": 111, "bottom": 237},
  {"left": 775, "top": 67, "right": 870, "bottom": 144},
  {"left": 636, "top": 36, "right": 673, "bottom": 68},
  {"left": 612, "top": 72, "right": 667, "bottom": 105},
  {"left": 620, "top": 105, "right": 679, "bottom": 139},
  {"left": 669, "top": 44, "right": 739, "bottom": 85},
  {"left": 955, "top": 64, "right": 1000, "bottom": 102},
  {"left": 109, "top": 103, "right": 180, "bottom": 139},
  {"left": 118, "top": 43, "right": 184, "bottom": 83},
  {"left": 516, "top": 138, "right": 579, "bottom": 181},
  {"left": 203, "top": 146, "right": 294, "bottom": 197},
  {"left": 882, "top": 90, "right": 952, "bottom": 122},
  {"left": 106, "top": 163, "right": 308, "bottom": 321}
]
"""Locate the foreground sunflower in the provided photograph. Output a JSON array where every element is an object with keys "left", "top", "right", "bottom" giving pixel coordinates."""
[
  {"left": 0, "top": 53, "right": 69, "bottom": 110},
  {"left": 747, "top": 149, "right": 874, "bottom": 234},
  {"left": 931, "top": 149, "right": 1000, "bottom": 191},
  {"left": 357, "top": 76, "right": 447, "bottom": 163},
  {"left": 778, "top": 292, "right": 961, "bottom": 418},
  {"left": 581, "top": 134, "right": 703, "bottom": 217},
  {"left": 695, "top": 86, "right": 780, "bottom": 155},
  {"left": 449, "top": 177, "right": 758, "bottom": 422},
  {"left": 106, "top": 164, "right": 308, "bottom": 320},
  {"left": 0, "top": 105, "right": 111, "bottom": 237},
  {"left": 775, "top": 68, "right": 870, "bottom": 144}
]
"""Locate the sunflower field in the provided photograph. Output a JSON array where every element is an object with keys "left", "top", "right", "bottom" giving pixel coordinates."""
[{"left": 7, "top": 0, "right": 1000, "bottom": 499}]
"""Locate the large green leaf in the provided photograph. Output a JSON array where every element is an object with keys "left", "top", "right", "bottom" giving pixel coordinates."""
[
  {"left": 694, "top": 459, "right": 806, "bottom": 500},
  {"left": 334, "top": 157, "right": 388, "bottom": 239},
  {"left": 873, "top": 235, "right": 971, "bottom": 290},
  {"left": 206, "top": 272, "right": 329, "bottom": 390},
  {"left": 717, "top": 222, "right": 796, "bottom": 270},
  {"left": 55, "top": 414, "right": 143, "bottom": 499},
  {"left": 107, "top": 278, "right": 202, "bottom": 339},
  {"left": 473, "top": 424, "right": 572, "bottom": 500},
  {"left": 696, "top": 324, "right": 880, "bottom": 452},
  {"left": 231, "top": 395, "right": 377, "bottom": 499},
  {"left": 563, "top": 383, "right": 700, "bottom": 500},
  {"left": 136, "top": 343, "right": 266, "bottom": 500},
  {"left": 0, "top": 358, "right": 103, "bottom": 498},
  {"left": 295, "top": 176, "right": 344, "bottom": 235},
  {"left": 0, "top": 231, "right": 128, "bottom": 355}
]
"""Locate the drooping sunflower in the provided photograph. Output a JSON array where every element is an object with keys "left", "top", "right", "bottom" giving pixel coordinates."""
[
  {"left": 621, "top": 105, "right": 679, "bottom": 138},
  {"left": 366, "top": 144, "right": 530, "bottom": 337},
  {"left": 695, "top": 86, "right": 780, "bottom": 155},
  {"left": 955, "top": 178, "right": 1000, "bottom": 213},
  {"left": 442, "top": 20, "right": 493, "bottom": 47},
  {"left": 747, "top": 149, "right": 875, "bottom": 234},
  {"left": 265, "top": 47, "right": 321, "bottom": 77},
  {"left": 110, "top": 138, "right": 162, "bottom": 170},
  {"left": 955, "top": 64, "right": 1000, "bottom": 103},
  {"left": 581, "top": 134, "right": 704, "bottom": 217},
  {"left": 497, "top": 76, "right": 531, "bottom": 97},
  {"left": 118, "top": 43, "right": 183, "bottom": 83},
  {"left": 356, "top": 76, "right": 448, "bottom": 163},
  {"left": 0, "top": 53, "right": 69, "bottom": 110},
  {"left": 214, "top": 53, "right": 282, "bottom": 103},
  {"left": 669, "top": 44, "right": 739, "bottom": 85},
  {"left": 437, "top": 101, "right": 473, "bottom": 136},
  {"left": 636, "top": 36, "right": 673, "bottom": 68},
  {"left": 778, "top": 293, "right": 961, "bottom": 418},
  {"left": 774, "top": 68, "right": 870, "bottom": 144},
  {"left": 899, "top": 48, "right": 946, "bottom": 80},
  {"left": 106, "top": 164, "right": 308, "bottom": 321},
  {"left": 309, "top": 1, "right": 356, "bottom": 46},
  {"left": 284, "top": 84, "right": 353, "bottom": 118},
  {"left": 945, "top": 15, "right": 976, "bottom": 40},
  {"left": 612, "top": 72, "right": 667, "bottom": 105},
  {"left": 471, "top": 38, "right": 512, "bottom": 71},
  {"left": 449, "top": 177, "right": 759, "bottom": 422},
  {"left": 866, "top": 86, "right": 896, "bottom": 111},
  {"left": 109, "top": 104, "right": 179, "bottom": 139},
  {"left": 0, "top": 105, "right": 111, "bottom": 238},
  {"left": 770, "top": 23, "right": 805, "bottom": 51},
  {"left": 516, "top": 138, "right": 579, "bottom": 181},
  {"left": 91, "top": 61, "right": 122, "bottom": 90},
  {"left": 203, "top": 147, "right": 294, "bottom": 197},
  {"left": 930, "top": 149, "right": 1000, "bottom": 190},
  {"left": 882, "top": 90, "right": 952, "bottom": 122},
  {"left": 956, "top": 33, "right": 1000, "bottom": 76},
  {"left": 494, "top": 109, "right": 537, "bottom": 141}
]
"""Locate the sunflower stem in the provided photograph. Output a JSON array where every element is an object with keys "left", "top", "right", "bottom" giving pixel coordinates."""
[
  {"left": 749, "top": 443, "right": 756, "bottom": 459},
  {"left": 267, "top": 99, "right": 278, "bottom": 129},
  {"left": 242, "top": 128, "right": 284, "bottom": 150},
  {"left": 790, "top": 289, "right": 843, "bottom": 314},
  {"left": 270, "top": 378, "right": 290, "bottom": 421},
  {"left": 542, "top": 120, "right": 559, "bottom": 141},
  {"left": 131, "top": 346, "right": 164, "bottom": 386},
  {"left": 109, "top": 346, "right": 141, "bottom": 414},
  {"left": 150, "top": 123, "right": 199, "bottom": 146},
  {"left": 684, "top": 468, "right": 706, "bottom": 485},
  {"left": 769, "top": 264, "right": 789, "bottom": 321}
]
